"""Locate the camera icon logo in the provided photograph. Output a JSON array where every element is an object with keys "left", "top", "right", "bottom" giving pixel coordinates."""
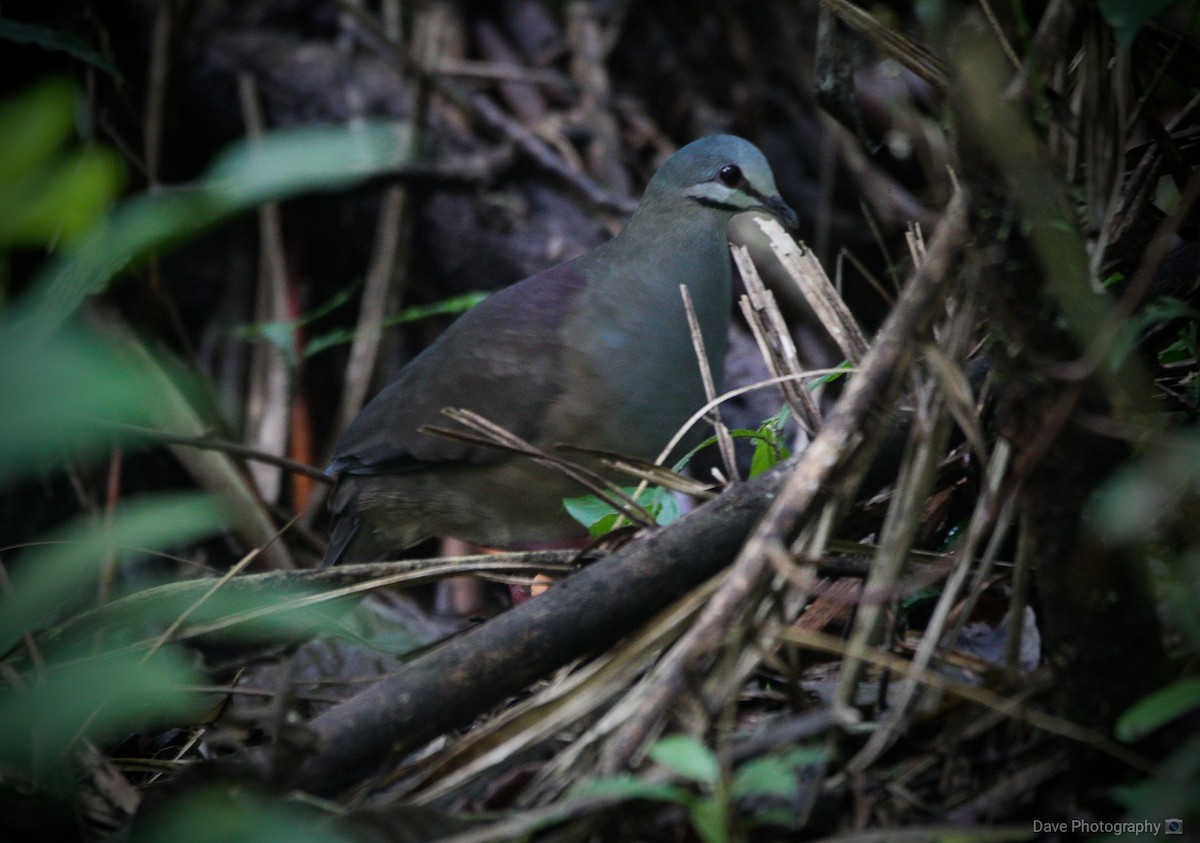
[{"left": 1165, "top": 818, "right": 1183, "bottom": 835}]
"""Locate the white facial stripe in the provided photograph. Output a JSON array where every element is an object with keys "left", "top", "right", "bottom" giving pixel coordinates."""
[{"left": 684, "top": 181, "right": 758, "bottom": 209}]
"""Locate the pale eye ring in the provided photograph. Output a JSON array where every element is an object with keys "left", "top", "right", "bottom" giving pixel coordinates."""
[{"left": 718, "top": 164, "right": 743, "bottom": 186}]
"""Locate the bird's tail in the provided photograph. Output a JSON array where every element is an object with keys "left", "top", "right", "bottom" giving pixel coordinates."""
[{"left": 321, "top": 511, "right": 360, "bottom": 567}]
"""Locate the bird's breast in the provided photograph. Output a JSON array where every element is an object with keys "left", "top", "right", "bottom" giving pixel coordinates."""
[{"left": 552, "top": 262, "right": 730, "bottom": 461}]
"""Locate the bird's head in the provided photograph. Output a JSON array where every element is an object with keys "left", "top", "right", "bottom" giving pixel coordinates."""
[{"left": 641, "top": 135, "right": 799, "bottom": 231}]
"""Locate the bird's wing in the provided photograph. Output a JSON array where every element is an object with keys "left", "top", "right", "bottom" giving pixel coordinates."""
[{"left": 328, "top": 262, "right": 589, "bottom": 476}]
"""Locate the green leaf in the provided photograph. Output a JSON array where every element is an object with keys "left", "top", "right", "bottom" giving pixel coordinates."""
[
  {"left": 1109, "top": 296, "right": 1200, "bottom": 369},
  {"left": 1098, "top": 0, "right": 1180, "bottom": 48},
  {"left": 0, "top": 648, "right": 204, "bottom": 784},
  {"left": 1092, "top": 426, "right": 1200, "bottom": 542},
  {"left": 748, "top": 439, "right": 781, "bottom": 477},
  {"left": 385, "top": 291, "right": 489, "bottom": 326},
  {"left": 1158, "top": 321, "right": 1198, "bottom": 366},
  {"left": 809, "top": 359, "right": 853, "bottom": 389},
  {"left": 0, "top": 77, "right": 124, "bottom": 249},
  {"left": 129, "top": 782, "right": 354, "bottom": 843},
  {"left": 0, "top": 492, "right": 225, "bottom": 653},
  {"left": 235, "top": 278, "right": 363, "bottom": 354},
  {"left": 563, "top": 493, "right": 621, "bottom": 533},
  {"left": 303, "top": 328, "right": 354, "bottom": 358},
  {"left": 304, "top": 281, "right": 362, "bottom": 322},
  {"left": 573, "top": 775, "right": 689, "bottom": 804},
  {"left": 206, "top": 122, "right": 413, "bottom": 208},
  {"left": 0, "top": 325, "right": 159, "bottom": 481},
  {"left": 0, "top": 19, "right": 122, "bottom": 79},
  {"left": 748, "top": 405, "right": 793, "bottom": 477},
  {"left": 0, "top": 145, "right": 125, "bottom": 246},
  {"left": 563, "top": 485, "right": 679, "bottom": 536},
  {"left": 17, "top": 120, "right": 415, "bottom": 338},
  {"left": 647, "top": 486, "right": 681, "bottom": 526},
  {"left": 1117, "top": 677, "right": 1200, "bottom": 742},
  {"left": 1110, "top": 733, "right": 1200, "bottom": 831},
  {"left": 115, "top": 579, "right": 347, "bottom": 649},
  {"left": 649, "top": 734, "right": 721, "bottom": 786},
  {"left": 687, "top": 795, "right": 729, "bottom": 843},
  {"left": 358, "top": 629, "right": 430, "bottom": 657},
  {"left": 0, "top": 77, "right": 76, "bottom": 185},
  {"left": 732, "top": 747, "right": 827, "bottom": 799},
  {"left": 0, "top": 79, "right": 125, "bottom": 248},
  {"left": 300, "top": 291, "right": 489, "bottom": 358},
  {"left": 237, "top": 318, "right": 299, "bottom": 368}
]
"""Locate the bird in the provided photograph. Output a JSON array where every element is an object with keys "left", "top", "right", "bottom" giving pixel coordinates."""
[{"left": 323, "top": 135, "right": 799, "bottom": 566}]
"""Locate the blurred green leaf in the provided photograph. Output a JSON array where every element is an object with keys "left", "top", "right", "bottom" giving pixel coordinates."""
[
  {"left": 0, "top": 492, "right": 224, "bottom": 654},
  {"left": 953, "top": 25, "right": 1153, "bottom": 413},
  {"left": 241, "top": 288, "right": 489, "bottom": 360},
  {"left": 731, "top": 747, "right": 826, "bottom": 800},
  {"left": 357, "top": 628, "right": 430, "bottom": 657},
  {"left": 1098, "top": 0, "right": 1180, "bottom": 48},
  {"left": 647, "top": 487, "right": 681, "bottom": 526},
  {"left": 17, "top": 120, "right": 414, "bottom": 338},
  {"left": 1158, "top": 321, "right": 1198, "bottom": 366},
  {"left": 1110, "top": 733, "right": 1200, "bottom": 835},
  {"left": 0, "top": 145, "right": 125, "bottom": 247},
  {"left": 0, "top": 18, "right": 121, "bottom": 78},
  {"left": 1117, "top": 677, "right": 1200, "bottom": 742},
  {"left": 1092, "top": 427, "right": 1200, "bottom": 543},
  {"left": 649, "top": 734, "right": 720, "bottom": 786},
  {"left": 236, "top": 280, "right": 363, "bottom": 361},
  {"left": 0, "top": 77, "right": 76, "bottom": 185},
  {"left": 384, "top": 291, "right": 489, "bottom": 326},
  {"left": 130, "top": 782, "right": 353, "bottom": 843},
  {"left": 0, "top": 325, "right": 158, "bottom": 481},
  {"left": 0, "top": 78, "right": 124, "bottom": 248},
  {"left": 101, "top": 321, "right": 298, "bottom": 570},
  {"left": 302, "top": 327, "right": 356, "bottom": 359},
  {"left": 301, "top": 326, "right": 356, "bottom": 359},
  {"left": 687, "top": 796, "right": 728, "bottom": 843},
  {"left": 37, "top": 572, "right": 361, "bottom": 666},
  {"left": 144, "top": 582, "right": 349, "bottom": 647},
  {"left": 573, "top": 775, "right": 689, "bottom": 804},
  {"left": 305, "top": 290, "right": 489, "bottom": 358},
  {"left": 237, "top": 318, "right": 300, "bottom": 369},
  {"left": 206, "top": 122, "right": 413, "bottom": 207},
  {"left": 1109, "top": 296, "right": 1200, "bottom": 369},
  {"left": 0, "top": 648, "right": 202, "bottom": 783}
]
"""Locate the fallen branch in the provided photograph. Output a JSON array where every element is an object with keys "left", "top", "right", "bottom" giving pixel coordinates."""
[{"left": 288, "top": 457, "right": 795, "bottom": 796}]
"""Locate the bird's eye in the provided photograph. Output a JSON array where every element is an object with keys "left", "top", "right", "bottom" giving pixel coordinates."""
[{"left": 717, "top": 164, "right": 743, "bottom": 186}]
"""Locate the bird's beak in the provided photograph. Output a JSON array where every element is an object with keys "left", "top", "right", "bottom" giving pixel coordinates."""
[{"left": 763, "top": 194, "right": 801, "bottom": 232}]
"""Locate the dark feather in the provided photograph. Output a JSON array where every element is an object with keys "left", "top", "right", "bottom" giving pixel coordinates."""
[{"left": 329, "top": 263, "right": 588, "bottom": 474}]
